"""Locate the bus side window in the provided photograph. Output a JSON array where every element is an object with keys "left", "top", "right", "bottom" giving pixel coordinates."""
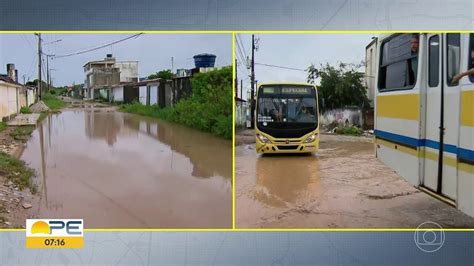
[
  {"left": 469, "top": 33, "right": 474, "bottom": 83},
  {"left": 447, "top": 33, "right": 460, "bottom": 86},
  {"left": 428, "top": 35, "right": 440, "bottom": 87},
  {"left": 378, "top": 33, "right": 419, "bottom": 91}
]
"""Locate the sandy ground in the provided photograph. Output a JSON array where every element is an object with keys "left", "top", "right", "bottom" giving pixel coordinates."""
[{"left": 235, "top": 129, "right": 474, "bottom": 228}]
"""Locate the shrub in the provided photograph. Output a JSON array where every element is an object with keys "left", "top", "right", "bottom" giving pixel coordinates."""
[
  {"left": 20, "top": 106, "right": 31, "bottom": 114},
  {"left": 121, "top": 66, "right": 232, "bottom": 139},
  {"left": 335, "top": 125, "right": 363, "bottom": 136},
  {"left": 0, "top": 122, "right": 6, "bottom": 132}
]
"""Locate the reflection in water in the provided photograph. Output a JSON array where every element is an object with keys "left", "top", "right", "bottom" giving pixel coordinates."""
[
  {"left": 122, "top": 116, "right": 231, "bottom": 179},
  {"left": 21, "top": 110, "right": 232, "bottom": 228},
  {"left": 255, "top": 154, "right": 321, "bottom": 208}
]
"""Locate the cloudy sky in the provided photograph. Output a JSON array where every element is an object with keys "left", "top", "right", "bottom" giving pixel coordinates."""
[
  {"left": 0, "top": 33, "right": 231, "bottom": 86},
  {"left": 235, "top": 34, "right": 375, "bottom": 98}
]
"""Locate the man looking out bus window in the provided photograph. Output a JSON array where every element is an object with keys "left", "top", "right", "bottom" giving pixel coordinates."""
[{"left": 408, "top": 34, "right": 419, "bottom": 86}]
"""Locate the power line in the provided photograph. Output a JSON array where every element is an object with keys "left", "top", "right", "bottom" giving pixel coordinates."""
[
  {"left": 236, "top": 35, "right": 249, "bottom": 60},
  {"left": 52, "top": 33, "right": 143, "bottom": 59},
  {"left": 20, "top": 35, "right": 36, "bottom": 53},
  {"left": 237, "top": 34, "right": 251, "bottom": 57},
  {"left": 255, "top": 62, "right": 307, "bottom": 72},
  {"left": 235, "top": 35, "right": 248, "bottom": 67},
  {"left": 235, "top": 40, "right": 247, "bottom": 67}
]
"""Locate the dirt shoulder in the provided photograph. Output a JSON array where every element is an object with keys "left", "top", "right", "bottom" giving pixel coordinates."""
[{"left": 0, "top": 126, "right": 38, "bottom": 228}]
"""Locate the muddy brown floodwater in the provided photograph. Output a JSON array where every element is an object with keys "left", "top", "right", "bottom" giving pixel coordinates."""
[
  {"left": 235, "top": 132, "right": 474, "bottom": 228},
  {"left": 19, "top": 106, "right": 232, "bottom": 228}
]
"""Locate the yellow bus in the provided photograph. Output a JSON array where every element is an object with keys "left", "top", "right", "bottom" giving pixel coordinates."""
[
  {"left": 374, "top": 33, "right": 474, "bottom": 218},
  {"left": 255, "top": 83, "right": 320, "bottom": 153}
]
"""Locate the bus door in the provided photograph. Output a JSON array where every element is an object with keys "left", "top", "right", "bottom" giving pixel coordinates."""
[{"left": 422, "top": 33, "right": 461, "bottom": 200}]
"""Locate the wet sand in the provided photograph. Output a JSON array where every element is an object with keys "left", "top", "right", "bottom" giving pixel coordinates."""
[{"left": 235, "top": 133, "right": 474, "bottom": 228}]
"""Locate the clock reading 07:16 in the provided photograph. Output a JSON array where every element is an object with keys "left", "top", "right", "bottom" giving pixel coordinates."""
[{"left": 44, "top": 238, "right": 66, "bottom": 246}]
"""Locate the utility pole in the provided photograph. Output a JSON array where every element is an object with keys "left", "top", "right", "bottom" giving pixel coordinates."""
[
  {"left": 36, "top": 33, "right": 42, "bottom": 102},
  {"left": 46, "top": 55, "right": 50, "bottom": 92},
  {"left": 240, "top": 79, "right": 243, "bottom": 100},
  {"left": 171, "top": 57, "right": 174, "bottom": 73},
  {"left": 235, "top": 58, "right": 238, "bottom": 97},
  {"left": 250, "top": 34, "right": 256, "bottom": 129}
]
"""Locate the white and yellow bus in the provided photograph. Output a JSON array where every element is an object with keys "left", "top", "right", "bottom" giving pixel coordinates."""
[
  {"left": 374, "top": 33, "right": 474, "bottom": 217},
  {"left": 255, "top": 83, "right": 320, "bottom": 154}
]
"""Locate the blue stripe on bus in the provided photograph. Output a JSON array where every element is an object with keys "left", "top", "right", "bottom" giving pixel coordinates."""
[
  {"left": 458, "top": 148, "right": 474, "bottom": 163},
  {"left": 374, "top": 129, "right": 474, "bottom": 162},
  {"left": 373, "top": 130, "right": 421, "bottom": 148},
  {"left": 423, "top": 139, "right": 459, "bottom": 155}
]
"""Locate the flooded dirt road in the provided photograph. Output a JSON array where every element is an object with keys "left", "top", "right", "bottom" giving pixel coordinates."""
[
  {"left": 19, "top": 105, "right": 232, "bottom": 228},
  {"left": 236, "top": 132, "right": 474, "bottom": 228}
]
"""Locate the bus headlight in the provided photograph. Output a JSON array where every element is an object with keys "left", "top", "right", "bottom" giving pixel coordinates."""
[
  {"left": 257, "top": 134, "right": 271, "bottom": 144},
  {"left": 303, "top": 133, "right": 318, "bottom": 143}
]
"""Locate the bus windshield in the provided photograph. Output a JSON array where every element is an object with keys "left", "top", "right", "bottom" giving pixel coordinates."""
[
  {"left": 257, "top": 85, "right": 318, "bottom": 130},
  {"left": 258, "top": 97, "right": 317, "bottom": 123}
]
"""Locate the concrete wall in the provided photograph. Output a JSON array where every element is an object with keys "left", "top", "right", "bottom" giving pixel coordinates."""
[
  {"left": 116, "top": 62, "right": 138, "bottom": 83},
  {"left": 139, "top": 85, "right": 147, "bottom": 105},
  {"left": 365, "top": 40, "right": 377, "bottom": 108},
  {"left": 0, "top": 82, "right": 20, "bottom": 120},
  {"left": 150, "top": 84, "right": 159, "bottom": 105},
  {"left": 235, "top": 100, "right": 248, "bottom": 129},
  {"left": 99, "top": 88, "right": 110, "bottom": 100},
  {"left": 172, "top": 77, "right": 192, "bottom": 105},
  {"left": 89, "top": 68, "right": 120, "bottom": 88},
  {"left": 320, "top": 108, "right": 363, "bottom": 127},
  {"left": 123, "top": 85, "right": 139, "bottom": 103},
  {"left": 18, "top": 88, "right": 27, "bottom": 108},
  {"left": 111, "top": 86, "right": 124, "bottom": 102},
  {"left": 164, "top": 82, "right": 172, "bottom": 107},
  {"left": 25, "top": 89, "right": 34, "bottom": 106}
]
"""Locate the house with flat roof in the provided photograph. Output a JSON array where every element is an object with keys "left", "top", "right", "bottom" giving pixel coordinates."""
[{"left": 83, "top": 54, "right": 138, "bottom": 100}]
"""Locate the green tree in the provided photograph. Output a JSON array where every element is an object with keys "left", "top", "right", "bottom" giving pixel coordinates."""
[
  {"left": 171, "top": 66, "right": 233, "bottom": 138},
  {"left": 148, "top": 69, "right": 173, "bottom": 80},
  {"left": 25, "top": 79, "right": 48, "bottom": 88},
  {"left": 307, "top": 62, "right": 370, "bottom": 112}
]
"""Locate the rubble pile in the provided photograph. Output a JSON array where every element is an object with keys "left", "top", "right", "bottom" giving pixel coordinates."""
[{"left": 29, "top": 101, "right": 50, "bottom": 113}]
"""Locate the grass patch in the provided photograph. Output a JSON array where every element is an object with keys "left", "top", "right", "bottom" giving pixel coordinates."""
[
  {"left": 20, "top": 106, "right": 31, "bottom": 114},
  {"left": 0, "top": 151, "right": 35, "bottom": 191},
  {"left": 0, "top": 122, "right": 6, "bottom": 132},
  {"left": 42, "top": 93, "right": 66, "bottom": 110},
  {"left": 121, "top": 103, "right": 163, "bottom": 117},
  {"left": 335, "top": 125, "right": 363, "bottom": 136},
  {"left": 120, "top": 102, "right": 232, "bottom": 139},
  {"left": 10, "top": 126, "right": 35, "bottom": 141}
]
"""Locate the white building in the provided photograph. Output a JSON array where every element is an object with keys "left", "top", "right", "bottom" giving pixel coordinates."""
[
  {"left": 83, "top": 54, "right": 139, "bottom": 99},
  {"left": 365, "top": 37, "right": 378, "bottom": 107}
]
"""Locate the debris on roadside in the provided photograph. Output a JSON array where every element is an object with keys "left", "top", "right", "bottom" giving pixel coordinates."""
[
  {"left": 29, "top": 101, "right": 50, "bottom": 113},
  {"left": 6, "top": 114, "right": 40, "bottom": 126}
]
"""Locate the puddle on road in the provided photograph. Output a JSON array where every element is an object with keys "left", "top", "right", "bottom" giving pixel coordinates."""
[
  {"left": 255, "top": 154, "right": 322, "bottom": 208},
  {"left": 19, "top": 108, "right": 232, "bottom": 228}
]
